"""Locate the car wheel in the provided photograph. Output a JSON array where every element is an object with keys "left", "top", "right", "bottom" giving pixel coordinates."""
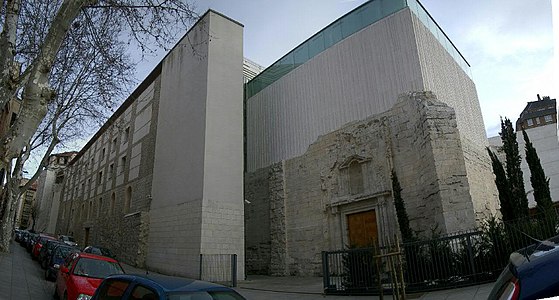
[
  {"left": 63, "top": 292, "right": 67, "bottom": 300},
  {"left": 52, "top": 285, "right": 58, "bottom": 299}
]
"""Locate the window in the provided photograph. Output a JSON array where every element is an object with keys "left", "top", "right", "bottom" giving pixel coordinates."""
[
  {"left": 97, "top": 198, "right": 102, "bottom": 217},
  {"left": 527, "top": 119, "right": 534, "bottom": 126},
  {"left": 111, "top": 192, "right": 116, "bottom": 215},
  {"left": 124, "top": 186, "right": 132, "bottom": 214},
  {"left": 545, "top": 115, "right": 553, "bottom": 123},
  {"left": 91, "top": 157, "right": 94, "bottom": 168},
  {"left": 536, "top": 117, "right": 541, "bottom": 125},
  {"left": 109, "top": 163, "right": 114, "bottom": 178},
  {"left": 349, "top": 161, "right": 364, "bottom": 195},
  {"left": 81, "top": 203, "right": 85, "bottom": 220},
  {"left": 88, "top": 201, "right": 93, "bottom": 220},
  {"left": 98, "top": 171, "right": 103, "bottom": 185},
  {"left": 112, "top": 138, "right": 118, "bottom": 152},
  {"left": 101, "top": 148, "right": 106, "bottom": 160},
  {"left": 130, "top": 285, "right": 157, "bottom": 300},
  {"left": 94, "top": 279, "right": 130, "bottom": 299},
  {"left": 55, "top": 172, "right": 64, "bottom": 184},
  {"left": 124, "top": 127, "right": 130, "bottom": 143},
  {"left": 120, "top": 156, "right": 127, "bottom": 174}
]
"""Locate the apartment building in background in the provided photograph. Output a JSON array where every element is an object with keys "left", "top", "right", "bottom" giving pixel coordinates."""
[{"left": 489, "top": 95, "right": 559, "bottom": 208}]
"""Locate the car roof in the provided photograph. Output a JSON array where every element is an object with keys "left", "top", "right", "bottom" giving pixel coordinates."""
[
  {"left": 76, "top": 252, "right": 120, "bottom": 263},
  {"left": 106, "top": 273, "right": 234, "bottom": 293}
]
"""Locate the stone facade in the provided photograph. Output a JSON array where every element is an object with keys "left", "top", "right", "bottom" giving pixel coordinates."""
[{"left": 245, "top": 92, "right": 484, "bottom": 276}]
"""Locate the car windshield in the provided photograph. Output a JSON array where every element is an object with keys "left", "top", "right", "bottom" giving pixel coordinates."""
[
  {"left": 88, "top": 247, "right": 113, "bottom": 257},
  {"left": 168, "top": 291, "right": 245, "bottom": 300},
  {"left": 72, "top": 258, "right": 124, "bottom": 279},
  {"left": 61, "top": 236, "right": 75, "bottom": 242},
  {"left": 47, "top": 241, "right": 59, "bottom": 250},
  {"left": 55, "top": 247, "right": 76, "bottom": 259}
]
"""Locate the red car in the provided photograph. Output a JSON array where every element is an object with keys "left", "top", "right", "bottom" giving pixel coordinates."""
[
  {"left": 32, "top": 234, "right": 56, "bottom": 260},
  {"left": 54, "top": 252, "right": 125, "bottom": 300}
]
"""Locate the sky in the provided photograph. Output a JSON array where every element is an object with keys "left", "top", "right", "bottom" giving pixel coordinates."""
[
  {"left": 28, "top": 0, "right": 556, "bottom": 173},
  {"left": 133, "top": 0, "right": 554, "bottom": 139}
]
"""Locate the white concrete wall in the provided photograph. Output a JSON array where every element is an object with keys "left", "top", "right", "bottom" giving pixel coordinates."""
[
  {"left": 246, "top": 8, "right": 424, "bottom": 172},
  {"left": 518, "top": 124, "right": 559, "bottom": 207},
  {"left": 148, "top": 11, "right": 244, "bottom": 279},
  {"left": 411, "top": 11, "right": 499, "bottom": 219},
  {"left": 202, "top": 12, "right": 245, "bottom": 275}
]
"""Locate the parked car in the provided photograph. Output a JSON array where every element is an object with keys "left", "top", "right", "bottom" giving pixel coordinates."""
[
  {"left": 39, "top": 240, "right": 63, "bottom": 268},
  {"left": 32, "top": 234, "right": 57, "bottom": 260},
  {"left": 83, "top": 245, "right": 115, "bottom": 259},
  {"left": 26, "top": 232, "right": 39, "bottom": 252},
  {"left": 59, "top": 235, "right": 78, "bottom": 247},
  {"left": 14, "top": 229, "right": 24, "bottom": 242},
  {"left": 92, "top": 273, "right": 246, "bottom": 300},
  {"left": 54, "top": 252, "right": 125, "bottom": 300},
  {"left": 18, "top": 230, "right": 30, "bottom": 247},
  {"left": 45, "top": 244, "right": 80, "bottom": 281},
  {"left": 488, "top": 234, "right": 559, "bottom": 300}
]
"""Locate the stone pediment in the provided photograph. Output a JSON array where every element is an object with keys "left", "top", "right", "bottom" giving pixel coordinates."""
[{"left": 338, "top": 154, "right": 371, "bottom": 169}]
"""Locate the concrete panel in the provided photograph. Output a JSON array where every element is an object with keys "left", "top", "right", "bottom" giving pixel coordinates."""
[{"left": 246, "top": 9, "right": 423, "bottom": 171}]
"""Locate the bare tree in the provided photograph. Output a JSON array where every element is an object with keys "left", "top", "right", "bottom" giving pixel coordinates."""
[{"left": 0, "top": 0, "right": 198, "bottom": 252}]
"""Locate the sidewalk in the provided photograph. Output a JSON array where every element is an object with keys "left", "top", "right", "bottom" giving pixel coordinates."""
[
  {"left": 237, "top": 275, "right": 493, "bottom": 300},
  {"left": 0, "top": 241, "right": 54, "bottom": 300}
]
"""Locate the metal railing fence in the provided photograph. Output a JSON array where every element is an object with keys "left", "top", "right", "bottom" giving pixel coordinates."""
[
  {"left": 323, "top": 211, "right": 559, "bottom": 295},
  {"left": 199, "top": 253, "right": 238, "bottom": 287}
]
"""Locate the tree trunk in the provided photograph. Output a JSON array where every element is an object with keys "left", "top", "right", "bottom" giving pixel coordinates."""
[
  {"left": 1, "top": 0, "right": 94, "bottom": 161},
  {"left": 0, "top": 182, "right": 19, "bottom": 252},
  {"left": 0, "top": 0, "right": 22, "bottom": 110}
]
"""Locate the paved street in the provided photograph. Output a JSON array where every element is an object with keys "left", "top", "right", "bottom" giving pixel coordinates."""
[{"left": 0, "top": 240, "right": 493, "bottom": 300}]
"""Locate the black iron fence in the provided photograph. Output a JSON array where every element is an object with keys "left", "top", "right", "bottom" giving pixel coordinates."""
[
  {"left": 323, "top": 211, "right": 559, "bottom": 295},
  {"left": 199, "top": 253, "right": 238, "bottom": 287}
]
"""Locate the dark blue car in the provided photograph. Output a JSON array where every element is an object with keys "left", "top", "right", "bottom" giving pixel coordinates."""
[
  {"left": 92, "top": 273, "right": 246, "bottom": 300},
  {"left": 489, "top": 235, "right": 559, "bottom": 300},
  {"left": 44, "top": 244, "right": 79, "bottom": 281}
]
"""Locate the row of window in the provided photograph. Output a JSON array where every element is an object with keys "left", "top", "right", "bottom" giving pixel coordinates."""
[
  {"left": 70, "top": 155, "right": 128, "bottom": 200},
  {"left": 75, "top": 125, "right": 131, "bottom": 180},
  {"left": 64, "top": 186, "right": 133, "bottom": 223},
  {"left": 526, "top": 115, "right": 554, "bottom": 127}
]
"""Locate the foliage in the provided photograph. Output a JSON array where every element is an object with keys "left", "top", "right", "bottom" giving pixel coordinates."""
[
  {"left": 522, "top": 129, "right": 554, "bottom": 213},
  {"left": 391, "top": 170, "right": 414, "bottom": 242},
  {"left": 500, "top": 117, "right": 529, "bottom": 218},
  {"left": 342, "top": 246, "right": 377, "bottom": 291},
  {"left": 487, "top": 147, "right": 515, "bottom": 221}
]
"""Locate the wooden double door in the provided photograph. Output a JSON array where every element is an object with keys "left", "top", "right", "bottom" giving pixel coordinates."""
[{"left": 347, "top": 209, "right": 378, "bottom": 248}]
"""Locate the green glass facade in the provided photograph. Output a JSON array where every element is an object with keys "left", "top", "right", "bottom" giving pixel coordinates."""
[{"left": 245, "top": 0, "right": 471, "bottom": 99}]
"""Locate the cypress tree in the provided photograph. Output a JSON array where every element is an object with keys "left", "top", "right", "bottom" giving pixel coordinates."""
[
  {"left": 392, "top": 170, "right": 414, "bottom": 242},
  {"left": 500, "top": 117, "right": 529, "bottom": 217},
  {"left": 487, "top": 147, "right": 515, "bottom": 221},
  {"left": 522, "top": 129, "right": 553, "bottom": 213}
]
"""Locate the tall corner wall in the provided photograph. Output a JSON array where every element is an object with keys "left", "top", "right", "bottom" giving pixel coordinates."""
[{"left": 148, "top": 11, "right": 245, "bottom": 279}]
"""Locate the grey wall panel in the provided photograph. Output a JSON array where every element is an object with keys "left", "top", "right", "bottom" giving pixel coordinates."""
[
  {"left": 411, "top": 14, "right": 487, "bottom": 149},
  {"left": 246, "top": 9, "right": 424, "bottom": 171}
]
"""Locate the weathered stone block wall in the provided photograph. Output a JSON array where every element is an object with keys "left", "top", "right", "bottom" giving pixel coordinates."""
[{"left": 245, "top": 92, "right": 489, "bottom": 276}]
